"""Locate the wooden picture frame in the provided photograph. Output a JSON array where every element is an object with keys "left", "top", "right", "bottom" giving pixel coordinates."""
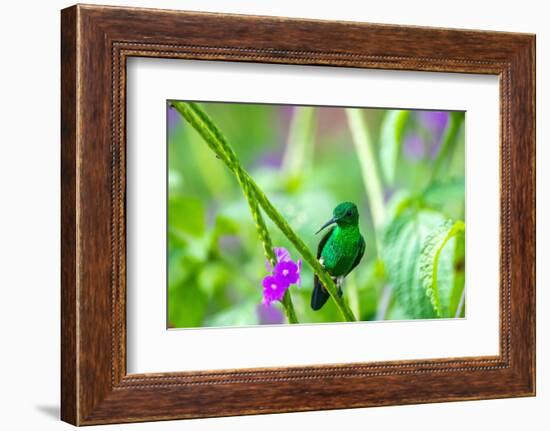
[{"left": 61, "top": 4, "right": 536, "bottom": 425}]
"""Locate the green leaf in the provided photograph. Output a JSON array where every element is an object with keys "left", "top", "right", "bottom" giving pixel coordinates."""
[
  {"left": 383, "top": 210, "right": 446, "bottom": 318},
  {"left": 168, "top": 282, "right": 208, "bottom": 328},
  {"left": 173, "top": 101, "right": 356, "bottom": 322},
  {"left": 205, "top": 300, "right": 260, "bottom": 327},
  {"left": 385, "top": 189, "right": 417, "bottom": 220},
  {"left": 449, "top": 232, "right": 466, "bottom": 317},
  {"left": 197, "top": 262, "right": 232, "bottom": 298},
  {"left": 430, "top": 112, "right": 465, "bottom": 183},
  {"left": 168, "top": 195, "right": 206, "bottom": 237},
  {"left": 419, "top": 220, "right": 465, "bottom": 317},
  {"left": 185, "top": 123, "right": 233, "bottom": 198},
  {"left": 213, "top": 214, "right": 240, "bottom": 235},
  {"left": 167, "top": 249, "right": 187, "bottom": 290},
  {"left": 422, "top": 178, "right": 465, "bottom": 218},
  {"left": 379, "top": 110, "right": 410, "bottom": 184}
]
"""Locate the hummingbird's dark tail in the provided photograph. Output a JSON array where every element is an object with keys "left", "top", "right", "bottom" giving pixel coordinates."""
[{"left": 311, "top": 275, "right": 330, "bottom": 310}]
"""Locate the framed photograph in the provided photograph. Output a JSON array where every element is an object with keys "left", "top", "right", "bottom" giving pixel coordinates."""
[{"left": 61, "top": 4, "right": 535, "bottom": 425}]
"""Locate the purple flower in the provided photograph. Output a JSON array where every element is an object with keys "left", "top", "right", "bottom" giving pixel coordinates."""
[
  {"left": 167, "top": 104, "right": 181, "bottom": 131},
  {"left": 274, "top": 260, "right": 300, "bottom": 286},
  {"left": 255, "top": 150, "right": 283, "bottom": 169},
  {"left": 257, "top": 303, "right": 284, "bottom": 324},
  {"left": 403, "top": 133, "right": 425, "bottom": 161},
  {"left": 275, "top": 247, "right": 291, "bottom": 262},
  {"left": 262, "top": 247, "right": 302, "bottom": 305},
  {"left": 266, "top": 247, "right": 291, "bottom": 271},
  {"left": 262, "top": 275, "right": 288, "bottom": 306},
  {"left": 418, "top": 111, "right": 450, "bottom": 158},
  {"left": 419, "top": 111, "right": 449, "bottom": 134}
]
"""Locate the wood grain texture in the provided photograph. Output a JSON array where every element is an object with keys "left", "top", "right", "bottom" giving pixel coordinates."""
[
  {"left": 60, "top": 6, "right": 78, "bottom": 425},
  {"left": 60, "top": 4, "right": 536, "bottom": 425}
]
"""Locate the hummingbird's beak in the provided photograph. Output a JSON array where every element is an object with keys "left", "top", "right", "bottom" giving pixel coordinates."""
[{"left": 315, "top": 217, "right": 337, "bottom": 234}]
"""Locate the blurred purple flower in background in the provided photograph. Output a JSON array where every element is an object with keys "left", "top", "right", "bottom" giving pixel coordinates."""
[
  {"left": 384, "top": 188, "right": 394, "bottom": 204},
  {"left": 403, "top": 133, "right": 425, "bottom": 161},
  {"left": 419, "top": 111, "right": 449, "bottom": 134},
  {"left": 167, "top": 105, "right": 181, "bottom": 131},
  {"left": 418, "top": 111, "right": 450, "bottom": 158},
  {"left": 255, "top": 150, "right": 284, "bottom": 169},
  {"left": 257, "top": 303, "right": 284, "bottom": 325},
  {"left": 317, "top": 107, "right": 347, "bottom": 137},
  {"left": 218, "top": 235, "right": 240, "bottom": 253},
  {"left": 262, "top": 247, "right": 301, "bottom": 305}
]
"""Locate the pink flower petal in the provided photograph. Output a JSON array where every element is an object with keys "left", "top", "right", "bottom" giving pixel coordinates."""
[{"left": 274, "top": 247, "right": 291, "bottom": 262}]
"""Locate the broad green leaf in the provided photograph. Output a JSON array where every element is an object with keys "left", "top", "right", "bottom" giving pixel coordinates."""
[
  {"left": 189, "top": 129, "right": 233, "bottom": 197},
  {"left": 419, "top": 220, "right": 465, "bottom": 317},
  {"left": 383, "top": 210, "right": 446, "bottom": 318},
  {"left": 167, "top": 249, "right": 187, "bottom": 291},
  {"left": 168, "top": 195, "right": 206, "bottom": 237},
  {"left": 213, "top": 214, "right": 240, "bottom": 236},
  {"left": 208, "top": 214, "right": 241, "bottom": 254},
  {"left": 168, "top": 282, "right": 208, "bottom": 328},
  {"left": 385, "top": 302, "right": 410, "bottom": 321},
  {"left": 168, "top": 251, "right": 204, "bottom": 299},
  {"left": 380, "top": 110, "right": 410, "bottom": 184},
  {"left": 205, "top": 300, "right": 259, "bottom": 327},
  {"left": 197, "top": 262, "right": 233, "bottom": 298},
  {"left": 385, "top": 189, "right": 416, "bottom": 221},
  {"left": 422, "top": 178, "right": 465, "bottom": 218},
  {"left": 450, "top": 231, "right": 466, "bottom": 317}
]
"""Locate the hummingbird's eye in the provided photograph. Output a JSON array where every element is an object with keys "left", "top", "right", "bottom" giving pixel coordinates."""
[{"left": 346, "top": 210, "right": 353, "bottom": 217}]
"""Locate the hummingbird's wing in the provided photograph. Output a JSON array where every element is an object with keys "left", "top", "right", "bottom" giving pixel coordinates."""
[
  {"left": 317, "top": 226, "right": 335, "bottom": 259},
  {"left": 345, "top": 235, "right": 366, "bottom": 277},
  {"left": 311, "top": 226, "right": 335, "bottom": 311}
]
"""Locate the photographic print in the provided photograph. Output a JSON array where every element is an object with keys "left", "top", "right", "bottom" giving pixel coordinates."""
[
  {"left": 167, "top": 101, "right": 465, "bottom": 329},
  {"left": 61, "top": 7, "right": 535, "bottom": 423}
]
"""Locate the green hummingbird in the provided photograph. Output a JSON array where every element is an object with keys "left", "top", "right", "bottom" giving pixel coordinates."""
[{"left": 311, "top": 202, "right": 365, "bottom": 310}]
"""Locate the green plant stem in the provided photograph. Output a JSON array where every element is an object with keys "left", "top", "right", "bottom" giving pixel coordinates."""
[
  {"left": 375, "top": 284, "right": 392, "bottom": 320},
  {"left": 346, "top": 272, "right": 361, "bottom": 319},
  {"left": 282, "top": 292, "right": 298, "bottom": 323},
  {"left": 172, "top": 101, "right": 356, "bottom": 322},
  {"left": 346, "top": 109, "right": 385, "bottom": 256},
  {"left": 246, "top": 172, "right": 356, "bottom": 321},
  {"left": 281, "top": 107, "right": 316, "bottom": 178},
  {"left": 171, "top": 102, "right": 298, "bottom": 323}
]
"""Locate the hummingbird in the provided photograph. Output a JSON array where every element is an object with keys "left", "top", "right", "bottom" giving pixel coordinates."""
[{"left": 311, "top": 202, "right": 365, "bottom": 311}]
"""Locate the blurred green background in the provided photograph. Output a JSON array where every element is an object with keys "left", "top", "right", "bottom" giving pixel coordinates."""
[{"left": 167, "top": 102, "right": 465, "bottom": 328}]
